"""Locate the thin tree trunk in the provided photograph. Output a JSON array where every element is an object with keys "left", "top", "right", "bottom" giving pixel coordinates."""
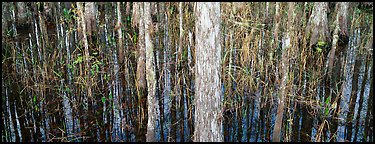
[
  {"left": 353, "top": 54, "right": 369, "bottom": 142},
  {"left": 5, "top": 87, "right": 16, "bottom": 142},
  {"left": 135, "top": 2, "right": 147, "bottom": 141},
  {"left": 117, "top": 2, "right": 126, "bottom": 140},
  {"left": 178, "top": 3, "right": 185, "bottom": 142},
  {"left": 34, "top": 3, "right": 45, "bottom": 141},
  {"left": 56, "top": 3, "right": 75, "bottom": 141},
  {"left": 329, "top": 3, "right": 349, "bottom": 142},
  {"left": 60, "top": 79, "right": 74, "bottom": 141},
  {"left": 346, "top": 30, "right": 362, "bottom": 142},
  {"left": 300, "top": 2, "right": 314, "bottom": 142},
  {"left": 76, "top": 3, "right": 92, "bottom": 141},
  {"left": 187, "top": 29, "right": 194, "bottom": 142},
  {"left": 154, "top": 3, "right": 164, "bottom": 142},
  {"left": 170, "top": 5, "right": 177, "bottom": 140},
  {"left": 162, "top": 2, "right": 172, "bottom": 142},
  {"left": 363, "top": 61, "right": 373, "bottom": 142},
  {"left": 363, "top": 36, "right": 373, "bottom": 142},
  {"left": 272, "top": 2, "right": 293, "bottom": 142}
]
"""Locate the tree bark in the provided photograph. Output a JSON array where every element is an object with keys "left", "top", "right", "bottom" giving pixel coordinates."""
[
  {"left": 84, "top": 2, "right": 96, "bottom": 38},
  {"left": 194, "top": 2, "right": 223, "bottom": 142},
  {"left": 346, "top": 54, "right": 361, "bottom": 142},
  {"left": 77, "top": 2, "right": 93, "bottom": 141},
  {"left": 363, "top": 60, "right": 373, "bottom": 142},
  {"left": 353, "top": 54, "right": 369, "bottom": 142},
  {"left": 363, "top": 36, "right": 373, "bottom": 142},
  {"left": 327, "top": 3, "right": 346, "bottom": 141},
  {"left": 272, "top": 2, "right": 294, "bottom": 142},
  {"left": 144, "top": 2, "right": 159, "bottom": 142},
  {"left": 135, "top": 2, "right": 147, "bottom": 141},
  {"left": 306, "top": 2, "right": 331, "bottom": 48}
]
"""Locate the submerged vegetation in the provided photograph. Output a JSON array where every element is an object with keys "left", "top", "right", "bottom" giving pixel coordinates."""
[{"left": 1, "top": 2, "right": 373, "bottom": 142}]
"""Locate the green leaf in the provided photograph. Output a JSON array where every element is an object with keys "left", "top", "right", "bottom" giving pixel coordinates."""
[
  {"left": 67, "top": 64, "right": 73, "bottom": 70},
  {"left": 63, "top": 8, "right": 68, "bottom": 14},
  {"left": 325, "top": 107, "right": 329, "bottom": 116},
  {"left": 101, "top": 96, "right": 106, "bottom": 103},
  {"left": 169, "top": 6, "right": 175, "bottom": 14},
  {"left": 53, "top": 70, "right": 62, "bottom": 78},
  {"left": 325, "top": 96, "right": 331, "bottom": 105},
  {"left": 316, "top": 47, "right": 322, "bottom": 53},
  {"left": 73, "top": 55, "right": 84, "bottom": 66},
  {"left": 33, "top": 95, "right": 37, "bottom": 104},
  {"left": 66, "top": 87, "right": 70, "bottom": 93},
  {"left": 317, "top": 41, "right": 326, "bottom": 47},
  {"left": 133, "top": 36, "right": 137, "bottom": 44},
  {"left": 63, "top": 8, "right": 69, "bottom": 16},
  {"left": 109, "top": 92, "right": 113, "bottom": 99}
]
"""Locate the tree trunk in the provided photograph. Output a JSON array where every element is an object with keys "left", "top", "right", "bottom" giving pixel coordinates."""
[
  {"left": 84, "top": 2, "right": 96, "bottom": 39},
  {"left": 272, "top": 2, "right": 294, "bottom": 142},
  {"left": 77, "top": 3, "right": 92, "bottom": 139},
  {"left": 353, "top": 54, "right": 369, "bottom": 142},
  {"left": 363, "top": 60, "right": 373, "bottom": 142},
  {"left": 327, "top": 3, "right": 347, "bottom": 142},
  {"left": 144, "top": 2, "right": 159, "bottom": 142},
  {"left": 346, "top": 55, "right": 361, "bottom": 142},
  {"left": 194, "top": 2, "right": 223, "bottom": 142},
  {"left": 306, "top": 2, "right": 331, "bottom": 48},
  {"left": 135, "top": 2, "right": 147, "bottom": 141},
  {"left": 5, "top": 87, "right": 16, "bottom": 142},
  {"left": 160, "top": 2, "right": 172, "bottom": 142},
  {"left": 178, "top": 3, "right": 185, "bottom": 142},
  {"left": 363, "top": 37, "right": 373, "bottom": 142}
]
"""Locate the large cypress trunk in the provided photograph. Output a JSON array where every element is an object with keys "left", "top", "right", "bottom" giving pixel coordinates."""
[{"left": 193, "top": 2, "right": 223, "bottom": 142}]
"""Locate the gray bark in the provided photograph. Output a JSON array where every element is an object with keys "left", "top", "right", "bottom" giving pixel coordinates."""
[
  {"left": 84, "top": 2, "right": 96, "bottom": 37},
  {"left": 6, "top": 88, "right": 16, "bottom": 142},
  {"left": 194, "top": 2, "right": 223, "bottom": 142},
  {"left": 306, "top": 2, "right": 331, "bottom": 48},
  {"left": 144, "top": 2, "right": 159, "bottom": 142},
  {"left": 162, "top": 2, "right": 171, "bottom": 141},
  {"left": 273, "top": 2, "right": 294, "bottom": 142},
  {"left": 61, "top": 79, "right": 74, "bottom": 141}
]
